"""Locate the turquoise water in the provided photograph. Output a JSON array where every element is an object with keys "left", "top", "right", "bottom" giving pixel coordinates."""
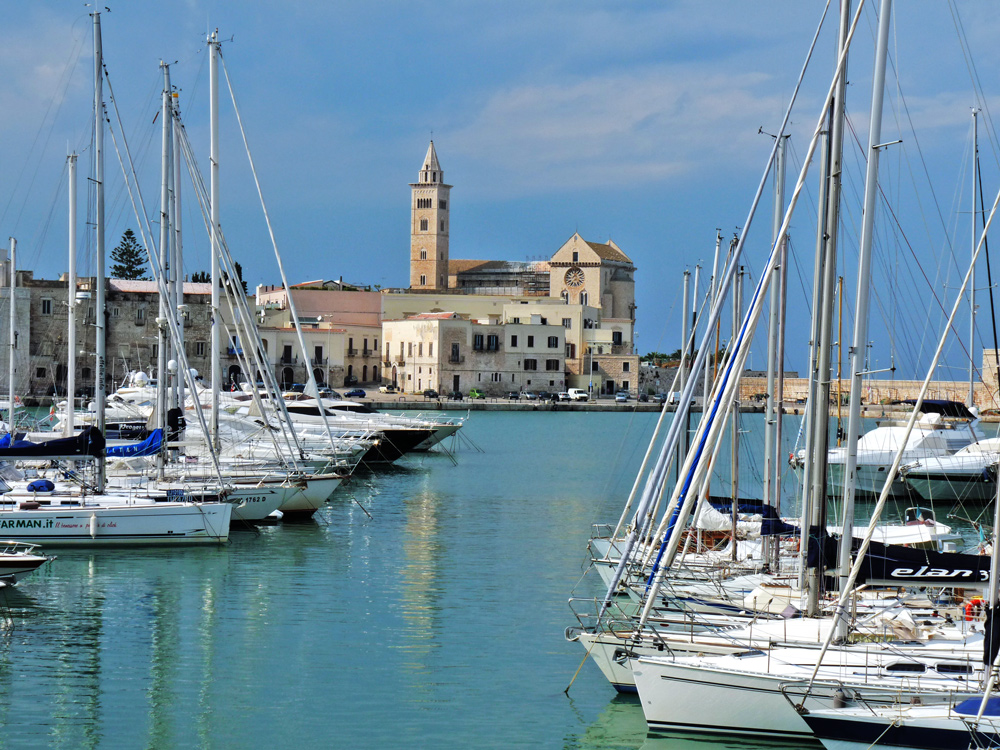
[{"left": 0, "top": 409, "right": 972, "bottom": 748}]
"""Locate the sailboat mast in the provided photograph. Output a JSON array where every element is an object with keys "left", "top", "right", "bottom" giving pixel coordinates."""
[
  {"left": 93, "top": 11, "right": 107, "bottom": 492},
  {"left": 157, "top": 61, "right": 173, "bottom": 478},
  {"left": 66, "top": 154, "right": 78, "bottom": 436},
  {"left": 836, "top": 0, "right": 893, "bottom": 642},
  {"left": 8, "top": 237, "right": 15, "bottom": 424},
  {"left": 970, "top": 108, "right": 979, "bottom": 407},
  {"left": 730, "top": 264, "right": 742, "bottom": 562},
  {"left": 172, "top": 95, "right": 184, "bottom": 411},
  {"left": 762, "top": 133, "right": 787, "bottom": 566},
  {"left": 209, "top": 31, "right": 221, "bottom": 451}
]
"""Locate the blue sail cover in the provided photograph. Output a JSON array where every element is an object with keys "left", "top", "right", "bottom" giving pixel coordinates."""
[
  {"left": 0, "top": 426, "right": 105, "bottom": 458},
  {"left": 954, "top": 696, "right": 1000, "bottom": 717},
  {"left": 106, "top": 429, "right": 163, "bottom": 458}
]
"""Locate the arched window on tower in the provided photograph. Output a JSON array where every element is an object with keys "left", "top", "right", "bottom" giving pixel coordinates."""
[
  {"left": 560, "top": 290, "right": 569, "bottom": 304},
  {"left": 420, "top": 249, "right": 427, "bottom": 260},
  {"left": 420, "top": 219, "right": 428, "bottom": 231},
  {"left": 580, "top": 291, "right": 589, "bottom": 306}
]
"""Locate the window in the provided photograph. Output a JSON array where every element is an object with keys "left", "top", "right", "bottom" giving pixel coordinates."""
[
  {"left": 612, "top": 331, "right": 623, "bottom": 345},
  {"left": 41, "top": 299, "right": 52, "bottom": 315},
  {"left": 152, "top": 343, "right": 159, "bottom": 359},
  {"left": 428, "top": 343, "right": 433, "bottom": 357},
  {"left": 315, "top": 346, "right": 323, "bottom": 364},
  {"left": 510, "top": 335, "right": 518, "bottom": 347},
  {"left": 420, "top": 275, "right": 426, "bottom": 286},
  {"left": 545, "top": 359, "right": 560, "bottom": 371},
  {"left": 408, "top": 342, "right": 413, "bottom": 356},
  {"left": 486, "top": 334, "right": 499, "bottom": 351},
  {"left": 560, "top": 291, "right": 569, "bottom": 303},
  {"left": 420, "top": 249, "right": 427, "bottom": 260},
  {"left": 562, "top": 318, "right": 571, "bottom": 329},
  {"left": 527, "top": 336, "right": 534, "bottom": 348},
  {"left": 566, "top": 343, "right": 576, "bottom": 359},
  {"left": 82, "top": 367, "right": 91, "bottom": 380},
  {"left": 623, "top": 361, "right": 630, "bottom": 372},
  {"left": 580, "top": 291, "right": 588, "bottom": 306},
  {"left": 451, "top": 343, "right": 460, "bottom": 362},
  {"left": 418, "top": 342, "right": 423, "bottom": 356},
  {"left": 440, "top": 220, "right": 445, "bottom": 231},
  {"left": 439, "top": 199, "right": 447, "bottom": 210},
  {"left": 420, "top": 219, "right": 428, "bottom": 231},
  {"left": 547, "top": 336, "right": 558, "bottom": 348},
  {"left": 135, "top": 307, "right": 145, "bottom": 325},
  {"left": 112, "top": 306, "right": 121, "bottom": 318},
  {"left": 523, "top": 359, "right": 537, "bottom": 371},
  {"left": 592, "top": 360, "right": 599, "bottom": 372},
  {"left": 572, "top": 251, "right": 579, "bottom": 262},
  {"left": 473, "top": 334, "right": 484, "bottom": 351},
  {"left": 35, "top": 367, "right": 46, "bottom": 378},
  {"left": 196, "top": 341, "right": 206, "bottom": 357},
  {"left": 491, "top": 372, "right": 501, "bottom": 382},
  {"left": 621, "top": 380, "right": 629, "bottom": 391}
]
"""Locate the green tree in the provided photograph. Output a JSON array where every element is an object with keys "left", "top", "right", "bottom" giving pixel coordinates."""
[
  {"left": 110, "top": 229, "right": 150, "bottom": 280},
  {"left": 190, "top": 271, "right": 210, "bottom": 283}
]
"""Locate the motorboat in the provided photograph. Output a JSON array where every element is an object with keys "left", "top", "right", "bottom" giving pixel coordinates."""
[
  {"left": 0, "top": 540, "right": 51, "bottom": 582},
  {"left": 900, "top": 436, "right": 1000, "bottom": 504},
  {"left": 792, "top": 400, "right": 984, "bottom": 498}
]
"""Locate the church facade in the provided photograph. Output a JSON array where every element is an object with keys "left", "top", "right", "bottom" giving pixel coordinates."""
[{"left": 395, "top": 141, "right": 639, "bottom": 395}]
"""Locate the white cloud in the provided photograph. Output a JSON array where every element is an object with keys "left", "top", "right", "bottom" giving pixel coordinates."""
[{"left": 446, "top": 66, "right": 786, "bottom": 193}]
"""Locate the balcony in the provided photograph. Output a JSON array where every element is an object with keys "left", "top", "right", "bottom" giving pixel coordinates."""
[
  {"left": 362, "top": 348, "right": 373, "bottom": 357},
  {"left": 227, "top": 346, "right": 243, "bottom": 356},
  {"left": 311, "top": 357, "right": 328, "bottom": 365},
  {"left": 393, "top": 356, "right": 405, "bottom": 365},
  {"left": 279, "top": 356, "right": 297, "bottom": 365},
  {"left": 448, "top": 355, "right": 465, "bottom": 364},
  {"left": 347, "top": 348, "right": 358, "bottom": 357}
]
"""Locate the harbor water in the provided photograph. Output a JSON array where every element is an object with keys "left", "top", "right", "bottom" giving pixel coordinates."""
[{"left": 0, "top": 409, "right": 981, "bottom": 748}]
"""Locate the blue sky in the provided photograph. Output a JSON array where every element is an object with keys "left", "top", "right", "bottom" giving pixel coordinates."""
[{"left": 3, "top": 2, "right": 1000, "bottom": 381}]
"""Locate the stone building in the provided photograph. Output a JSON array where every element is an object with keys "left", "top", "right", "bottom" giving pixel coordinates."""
[
  {"left": 255, "top": 280, "right": 382, "bottom": 387},
  {"left": 22, "top": 275, "right": 216, "bottom": 401},
  {"left": 383, "top": 311, "right": 566, "bottom": 396}
]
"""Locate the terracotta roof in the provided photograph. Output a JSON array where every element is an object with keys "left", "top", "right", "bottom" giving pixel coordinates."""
[
  {"left": 109, "top": 279, "right": 213, "bottom": 295},
  {"left": 407, "top": 312, "right": 463, "bottom": 320},
  {"left": 586, "top": 240, "right": 632, "bottom": 264}
]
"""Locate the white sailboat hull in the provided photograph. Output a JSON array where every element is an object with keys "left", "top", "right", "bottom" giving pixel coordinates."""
[{"left": 0, "top": 503, "right": 231, "bottom": 546}]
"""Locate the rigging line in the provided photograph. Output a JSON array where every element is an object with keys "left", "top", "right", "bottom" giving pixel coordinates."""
[
  {"left": 102, "top": 66, "right": 227, "bottom": 489},
  {"left": 947, "top": 1, "right": 1000, "bottom": 173},
  {"left": 842, "top": 115, "right": 967, "bottom": 367},
  {"left": 24, "top": 160, "right": 71, "bottom": 273}
]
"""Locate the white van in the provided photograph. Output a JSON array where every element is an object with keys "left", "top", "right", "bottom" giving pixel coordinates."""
[{"left": 567, "top": 388, "right": 589, "bottom": 402}]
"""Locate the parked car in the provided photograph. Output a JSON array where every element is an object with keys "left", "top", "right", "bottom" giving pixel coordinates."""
[
  {"left": 317, "top": 388, "right": 341, "bottom": 399},
  {"left": 344, "top": 388, "right": 366, "bottom": 398},
  {"left": 468, "top": 388, "right": 486, "bottom": 399},
  {"left": 447, "top": 390, "right": 464, "bottom": 400},
  {"left": 422, "top": 389, "right": 439, "bottom": 399},
  {"left": 522, "top": 391, "right": 538, "bottom": 401},
  {"left": 615, "top": 391, "right": 629, "bottom": 403},
  {"left": 538, "top": 391, "right": 558, "bottom": 402},
  {"left": 378, "top": 384, "right": 398, "bottom": 394},
  {"left": 557, "top": 392, "right": 572, "bottom": 401},
  {"left": 506, "top": 391, "right": 520, "bottom": 400},
  {"left": 567, "top": 388, "right": 589, "bottom": 402},
  {"left": 652, "top": 392, "right": 669, "bottom": 404},
  {"left": 343, "top": 374, "right": 358, "bottom": 386},
  {"left": 637, "top": 393, "right": 649, "bottom": 403}
]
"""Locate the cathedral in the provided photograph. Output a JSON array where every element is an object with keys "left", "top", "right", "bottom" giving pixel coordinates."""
[{"left": 407, "top": 141, "right": 636, "bottom": 336}]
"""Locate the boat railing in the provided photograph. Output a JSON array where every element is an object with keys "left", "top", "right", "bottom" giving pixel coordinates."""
[{"left": 0, "top": 539, "right": 42, "bottom": 555}]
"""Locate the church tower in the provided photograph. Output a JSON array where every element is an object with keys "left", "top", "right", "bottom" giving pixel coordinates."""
[{"left": 409, "top": 141, "right": 451, "bottom": 290}]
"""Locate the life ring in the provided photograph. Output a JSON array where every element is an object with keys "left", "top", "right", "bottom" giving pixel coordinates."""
[{"left": 965, "top": 597, "right": 985, "bottom": 621}]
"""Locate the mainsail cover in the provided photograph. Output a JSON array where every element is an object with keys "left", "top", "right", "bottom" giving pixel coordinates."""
[
  {"left": 106, "top": 428, "right": 163, "bottom": 458},
  {"left": 0, "top": 426, "right": 105, "bottom": 458}
]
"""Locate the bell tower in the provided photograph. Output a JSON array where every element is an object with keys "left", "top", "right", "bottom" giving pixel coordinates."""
[{"left": 409, "top": 141, "right": 451, "bottom": 290}]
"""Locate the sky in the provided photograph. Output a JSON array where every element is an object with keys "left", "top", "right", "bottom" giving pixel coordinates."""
[{"left": 3, "top": 1, "right": 1000, "bottom": 382}]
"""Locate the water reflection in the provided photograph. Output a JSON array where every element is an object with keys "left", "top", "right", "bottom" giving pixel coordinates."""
[{"left": 398, "top": 488, "right": 442, "bottom": 678}]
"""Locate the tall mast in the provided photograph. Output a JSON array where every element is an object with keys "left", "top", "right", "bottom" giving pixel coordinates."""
[
  {"left": 66, "top": 154, "right": 78, "bottom": 436},
  {"left": 836, "top": 0, "right": 893, "bottom": 642},
  {"left": 93, "top": 11, "right": 106, "bottom": 492},
  {"left": 172, "top": 92, "right": 184, "bottom": 411},
  {"left": 157, "top": 61, "right": 173, "bottom": 478},
  {"left": 7, "top": 237, "right": 15, "bottom": 425},
  {"left": 970, "top": 108, "right": 979, "bottom": 407},
  {"left": 730, "top": 263, "right": 742, "bottom": 562},
  {"left": 209, "top": 30, "right": 221, "bottom": 451},
  {"left": 762, "top": 134, "right": 787, "bottom": 543}
]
